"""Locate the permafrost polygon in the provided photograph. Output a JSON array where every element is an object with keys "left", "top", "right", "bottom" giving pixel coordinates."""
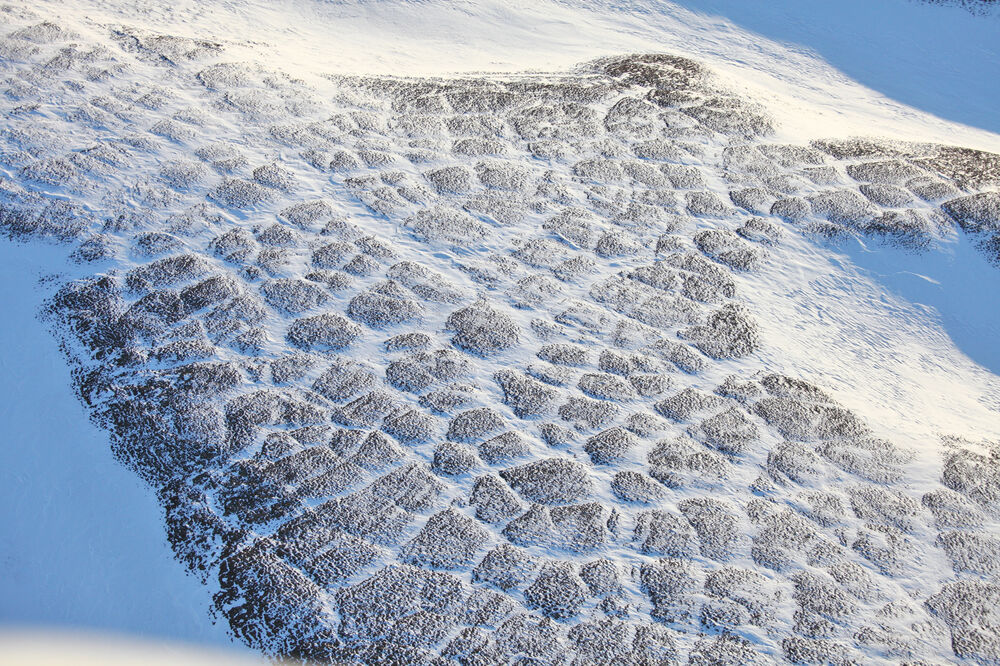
[{"left": 2, "top": 7, "right": 1000, "bottom": 664}]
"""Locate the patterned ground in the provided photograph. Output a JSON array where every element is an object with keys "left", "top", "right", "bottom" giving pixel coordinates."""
[{"left": 2, "top": 5, "right": 1000, "bottom": 664}]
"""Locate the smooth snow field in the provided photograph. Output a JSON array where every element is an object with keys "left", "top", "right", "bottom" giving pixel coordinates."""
[
  {"left": 0, "top": 0, "right": 998, "bottom": 664},
  {"left": 0, "top": 242, "right": 255, "bottom": 656}
]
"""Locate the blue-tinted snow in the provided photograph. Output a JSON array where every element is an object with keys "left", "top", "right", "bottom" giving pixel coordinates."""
[{"left": 0, "top": 241, "right": 250, "bottom": 657}]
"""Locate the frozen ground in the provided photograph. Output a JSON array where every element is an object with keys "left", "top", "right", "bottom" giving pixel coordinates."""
[
  {"left": 0, "top": 630, "right": 263, "bottom": 665},
  {"left": 1, "top": 0, "right": 999, "bottom": 664},
  {"left": 0, "top": 241, "right": 253, "bottom": 656},
  {"left": 28, "top": 0, "right": 1000, "bottom": 147}
]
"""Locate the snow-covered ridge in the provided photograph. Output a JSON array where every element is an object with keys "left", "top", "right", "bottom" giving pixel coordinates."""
[{"left": 1, "top": 2, "right": 1000, "bottom": 664}]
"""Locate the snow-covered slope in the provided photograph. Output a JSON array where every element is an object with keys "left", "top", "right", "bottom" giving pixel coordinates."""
[
  {"left": 26, "top": 0, "right": 1000, "bottom": 147},
  {"left": 0, "top": 238, "right": 257, "bottom": 655},
  {"left": 1, "top": 1, "right": 999, "bottom": 664}
]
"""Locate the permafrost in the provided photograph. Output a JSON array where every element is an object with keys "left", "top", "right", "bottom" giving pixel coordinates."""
[{"left": 1, "top": 8, "right": 999, "bottom": 664}]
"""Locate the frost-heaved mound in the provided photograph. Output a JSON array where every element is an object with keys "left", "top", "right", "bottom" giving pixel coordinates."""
[{"left": 2, "top": 8, "right": 1000, "bottom": 665}]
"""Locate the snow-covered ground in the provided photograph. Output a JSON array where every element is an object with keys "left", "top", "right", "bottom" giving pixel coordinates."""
[
  {"left": 1, "top": 0, "right": 999, "bottom": 664},
  {"left": 0, "top": 630, "right": 262, "bottom": 665},
  {"left": 0, "top": 241, "right": 253, "bottom": 657},
  {"left": 33, "top": 0, "right": 1000, "bottom": 148}
]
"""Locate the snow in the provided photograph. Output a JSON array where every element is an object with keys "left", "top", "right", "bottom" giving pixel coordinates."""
[
  {"left": 0, "top": 241, "right": 251, "bottom": 657},
  {"left": 35, "top": 0, "right": 1000, "bottom": 152},
  {"left": 0, "top": 0, "right": 999, "bottom": 662},
  {"left": 739, "top": 226, "right": 1000, "bottom": 453},
  {"left": 0, "top": 629, "right": 262, "bottom": 665}
]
